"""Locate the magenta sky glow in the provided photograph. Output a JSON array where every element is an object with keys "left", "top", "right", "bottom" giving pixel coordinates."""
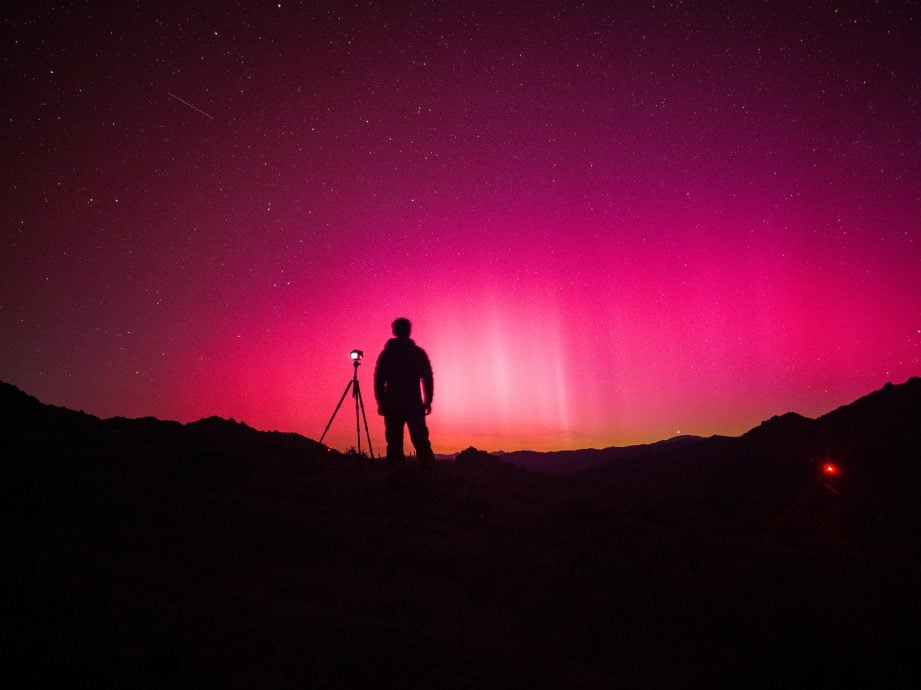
[{"left": 2, "top": 2, "right": 919, "bottom": 453}]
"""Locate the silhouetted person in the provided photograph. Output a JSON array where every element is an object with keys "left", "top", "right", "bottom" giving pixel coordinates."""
[{"left": 374, "top": 317, "right": 434, "bottom": 466}]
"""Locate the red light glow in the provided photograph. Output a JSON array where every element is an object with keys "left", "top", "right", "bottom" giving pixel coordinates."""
[{"left": 823, "top": 463, "right": 840, "bottom": 477}]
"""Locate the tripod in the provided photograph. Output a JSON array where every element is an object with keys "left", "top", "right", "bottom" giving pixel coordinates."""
[{"left": 319, "top": 356, "right": 375, "bottom": 459}]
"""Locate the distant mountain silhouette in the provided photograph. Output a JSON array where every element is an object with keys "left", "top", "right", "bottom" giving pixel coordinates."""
[
  {"left": 2, "top": 377, "right": 920, "bottom": 688},
  {"left": 497, "top": 434, "right": 706, "bottom": 475},
  {"left": 491, "top": 379, "right": 921, "bottom": 512},
  {"left": 5, "top": 377, "right": 916, "bottom": 472},
  {"left": 0, "top": 380, "right": 325, "bottom": 459},
  {"left": 496, "top": 379, "right": 920, "bottom": 480},
  {"left": 3, "top": 376, "right": 919, "bottom": 519},
  {"left": 613, "top": 381, "right": 920, "bottom": 529}
]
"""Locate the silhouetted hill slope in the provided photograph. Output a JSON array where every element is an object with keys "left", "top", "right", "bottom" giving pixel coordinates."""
[
  {"left": 498, "top": 435, "right": 706, "bottom": 475},
  {"left": 1, "top": 378, "right": 920, "bottom": 688},
  {"left": 502, "top": 378, "right": 920, "bottom": 484},
  {"left": 0, "top": 380, "right": 324, "bottom": 463},
  {"left": 497, "top": 379, "right": 920, "bottom": 491},
  {"left": 574, "top": 377, "right": 921, "bottom": 526}
]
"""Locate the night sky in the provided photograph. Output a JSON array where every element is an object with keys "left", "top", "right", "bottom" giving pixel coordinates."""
[{"left": 2, "top": 1, "right": 919, "bottom": 453}]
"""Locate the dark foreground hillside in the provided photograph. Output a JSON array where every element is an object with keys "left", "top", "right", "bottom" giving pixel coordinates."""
[{"left": 2, "top": 380, "right": 920, "bottom": 689}]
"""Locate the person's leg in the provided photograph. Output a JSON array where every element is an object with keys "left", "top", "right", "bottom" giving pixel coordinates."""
[
  {"left": 406, "top": 407, "right": 433, "bottom": 467},
  {"left": 384, "top": 410, "right": 406, "bottom": 464}
]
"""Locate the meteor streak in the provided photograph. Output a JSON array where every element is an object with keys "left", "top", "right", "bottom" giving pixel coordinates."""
[{"left": 167, "top": 92, "right": 214, "bottom": 120}]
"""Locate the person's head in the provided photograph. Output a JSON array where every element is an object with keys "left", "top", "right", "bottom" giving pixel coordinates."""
[{"left": 391, "top": 317, "right": 411, "bottom": 338}]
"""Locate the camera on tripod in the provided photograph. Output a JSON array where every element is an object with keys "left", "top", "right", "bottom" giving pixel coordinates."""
[{"left": 318, "top": 349, "right": 375, "bottom": 459}]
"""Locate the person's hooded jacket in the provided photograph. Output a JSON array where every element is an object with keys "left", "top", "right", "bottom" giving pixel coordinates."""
[{"left": 374, "top": 336, "right": 433, "bottom": 410}]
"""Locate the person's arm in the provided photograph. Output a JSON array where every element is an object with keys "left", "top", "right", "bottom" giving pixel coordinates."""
[
  {"left": 420, "top": 350, "right": 433, "bottom": 412},
  {"left": 374, "top": 351, "right": 388, "bottom": 413}
]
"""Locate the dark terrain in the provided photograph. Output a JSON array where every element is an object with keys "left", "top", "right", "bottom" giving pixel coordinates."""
[{"left": 2, "top": 379, "right": 920, "bottom": 688}]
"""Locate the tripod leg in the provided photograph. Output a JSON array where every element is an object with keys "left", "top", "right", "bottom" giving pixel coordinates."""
[
  {"left": 354, "top": 380, "right": 375, "bottom": 460},
  {"left": 353, "top": 378, "right": 361, "bottom": 456},
  {"left": 319, "top": 379, "right": 354, "bottom": 445}
]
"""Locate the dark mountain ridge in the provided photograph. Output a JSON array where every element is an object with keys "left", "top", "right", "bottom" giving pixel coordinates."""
[
  {"left": 496, "top": 434, "right": 707, "bottom": 475},
  {"left": 490, "top": 378, "right": 921, "bottom": 506},
  {"left": 0, "top": 380, "right": 326, "bottom": 459},
  {"left": 4, "top": 376, "right": 919, "bottom": 521},
  {"left": 568, "top": 378, "right": 921, "bottom": 525},
  {"left": 4, "top": 376, "right": 917, "bottom": 471}
]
